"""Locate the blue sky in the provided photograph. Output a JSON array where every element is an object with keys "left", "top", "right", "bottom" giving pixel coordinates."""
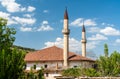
[{"left": 0, "top": 0, "right": 120, "bottom": 58}]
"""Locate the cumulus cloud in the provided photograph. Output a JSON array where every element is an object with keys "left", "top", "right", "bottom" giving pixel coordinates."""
[
  {"left": 0, "top": 11, "right": 17, "bottom": 25},
  {"left": 1, "top": 0, "right": 35, "bottom": 12},
  {"left": 70, "top": 18, "right": 96, "bottom": 27},
  {"left": 100, "top": 27, "right": 120, "bottom": 36},
  {"left": 23, "top": 14, "right": 32, "bottom": 18},
  {"left": 88, "top": 34, "right": 108, "bottom": 40},
  {"left": 20, "top": 27, "right": 32, "bottom": 32},
  {"left": 87, "top": 27, "right": 101, "bottom": 33},
  {"left": 0, "top": 11, "right": 10, "bottom": 19},
  {"left": 87, "top": 41, "right": 100, "bottom": 50},
  {"left": 84, "top": 19, "right": 97, "bottom": 26},
  {"left": 44, "top": 37, "right": 99, "bottom": 52},
  {"left": 12, "top": 16, "right": 36, "bottom": 25},
  {"left": 27, "top": 6, "right": 36, "bottom": 12},
  {"left": 37, "top": 20, "right": 54, "bottom": 31},
  {"left": 7, "top": 19, "right": 18, "bottom": 25},
  {"left": 42, "top": 20, "right": 48, "bottom": 24},
  {"left": 44, "top": 37, "right": 81, "bottom": 52},
  {"left": 1, "top": 0, "right": 25, "bottom": 12}
]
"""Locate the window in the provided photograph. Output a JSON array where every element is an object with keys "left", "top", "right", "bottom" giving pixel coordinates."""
[
  {"left": 44, "top": 64, "right": 47, "bottom": 68},
  {"left": 74, "top": 66, "right": 77, "bottom": 68},
  {"left": 33, "top": 64, "right": 36, "bottom": 70}
]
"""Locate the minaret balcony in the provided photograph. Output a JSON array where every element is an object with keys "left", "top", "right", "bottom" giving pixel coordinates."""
[
  {"left": 81, "top": 39, "right": 87, "bottom": 43},
  {"left": 62, "top": 29, "right": 70, "bottom": 34}
]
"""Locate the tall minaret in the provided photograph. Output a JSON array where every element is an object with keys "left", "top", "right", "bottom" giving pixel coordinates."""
[
  {"left": 62, "top": 9, "right": 70, "bottom": 68},
  {"left": 81, "top": 23, "right": 87, "bottom": 57}
]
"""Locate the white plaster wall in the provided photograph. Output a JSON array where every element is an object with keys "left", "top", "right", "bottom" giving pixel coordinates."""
[
  {"left": 69, "top": 61, "right": 93, "bottom": 68},
  {"left": 69, "top": 61, "right": 82, "bottom": 68},
  {"left": 26, "top": 61, "right": 63, "bottom": 70},
  {"left": 26, "top": 61, "right": 93, "bottom": 70},
  {"left": 26, "top": 61, "right": 94, "bottom": 79}
]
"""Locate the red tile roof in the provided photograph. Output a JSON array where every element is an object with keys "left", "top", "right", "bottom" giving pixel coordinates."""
[{"left": 24, "top": 46, "right": 94, "bottom": 62}]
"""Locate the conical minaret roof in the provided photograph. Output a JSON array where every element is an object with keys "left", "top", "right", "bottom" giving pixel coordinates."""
[
  {"left": 64, "top": 8, "right": 68, "bottom": 19},
  {"left": 82, "top": 23, "right": 85, "bottom": 32}
]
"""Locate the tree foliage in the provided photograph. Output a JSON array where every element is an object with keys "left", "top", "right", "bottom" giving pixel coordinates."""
[
  {"left": 0, "top": 48, "right": 26, "bottom": 79},
  {"left": 84, "top": 68, "right": 100, "bottom": 77},
  {"left": 26, "top": 68, "right": 44, "bottom": 79},
  {"left": 104, "top": 44, "right": 108, "bottom": 57},
  {"left": 0, "top": 17, "right": 26, "bottom": 79},
  {"left": 97, "top": 44, "right": 120, "bottom": 76},
  {"left": 62, "top": 67, "right": 100, "bottom": 77},
  {"left": 62, "top": 68, "right": 81, "bottom": 77},
  {"left": 0, "top": 17, "right": 16, "bottom": 51}
]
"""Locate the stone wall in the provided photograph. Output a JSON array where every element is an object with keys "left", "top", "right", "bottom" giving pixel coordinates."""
[{"left": 76, "top": 77, "right": 120, "bottom": 79}]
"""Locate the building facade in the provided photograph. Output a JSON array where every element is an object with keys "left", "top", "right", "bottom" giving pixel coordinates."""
[{"left": 24, "top": 9, "right": 95, "bottom": 79}]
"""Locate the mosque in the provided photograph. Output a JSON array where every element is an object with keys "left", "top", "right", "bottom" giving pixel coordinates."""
[{"left": 24, "top": 9, "right": 95, "bottom": 79}]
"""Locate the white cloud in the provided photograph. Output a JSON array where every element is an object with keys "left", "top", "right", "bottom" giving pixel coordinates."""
[
  {"left": 101, "top": 22, "right": 114, "bottom": 27},
  {"left": 20, "top": 27, "right": 32, "bottom": 32},
  {"left": 37, "top": 25, "right": 53, "bottom": 31},
  {"left": 1, "top": 0, "right": 26, "bottom": 12},
  {"left": 1, "top": 0, "right": 35, "bottom": 12},
  {"left": 23, "top": 14, "right": 32, "bottom": 18},
  {"left": 100, "top": 27, "right": 120, "bottom": 36},
  {"left": 0, "top": 11, "right": 10, "bottom": 19},
  {"left": 88, "top": 34, "right": 108, "bottom": 40},
  {"left": 42, "top": 20, "right": 48, "bottom": 24},
  {"left": 116, "top": 39, "right": 120, "bottom": 43},
  {"left": 87, "top": 41, "right": 100, "bottom": 50},
  {"left": 12, "top": 16, "right": 36, "bottom": 25},
  {"left": 27, "top": 6, "right": 36, "bottom": 12},
  {"left": 70, "top": 18, "right": 83, "bottom": 26},
  {"left": 37, "top": 20, "right": 54, "bottom": 31},
  {"left": 70, "top": 18, "right": 96, "bottom": 27},
  {"left": 0, "top": 12, "right": 36, "bottom": 26},
  {"left": 7, "top": 19, "right": 17, "bottom": 25},
  {"left": 43, "top": 10, "right": 49, "bottom": 13},
  {"left": 44, "top": 37, "right": 99, "bottom": 52},
  {"left": 88, "top": 27, "right": 101, "bottom": 33},
  {"left": 0, "top": 11, "right": 18, "bottom": 25},
  {"left": 84, "top": 19, "right": 97, "bottom": 26},
  {"left": 44, "top": 37, "right": 81, "bottom": 52}
]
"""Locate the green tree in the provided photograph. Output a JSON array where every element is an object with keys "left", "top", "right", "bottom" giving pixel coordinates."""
[
  {"left": 0, "top": 17, "right": 16, "bottom": 51},
  {"left": 62, "top": 68, "right": 81, "bottom": 77},
  {"left": 97, "top": 44, "right": 120, "bottom": 76},
  {"left": 0, "top": 17, "right": 26, "bottom": 79},
  {"left": 109, "top": 51, "right": 120, "bottom": 76},
  {"left": 7, "top": 48, "right": 26, "bottom": 79},
  {"left": 84, "top": 68, "right": 100, "bottom": 77},
  {"left": 104, "top": 44, "right": 108, "bottom": 57},
  {"left": 38, "top": 68, "right": 44, "bottom": 79}
]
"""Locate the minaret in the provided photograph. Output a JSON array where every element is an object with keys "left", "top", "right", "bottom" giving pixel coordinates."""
[
  {"left": 62, "top": 9, "right": 70, "bottom": 68},
  {"left": 81, "top": 23, "right": 87, "bottom": 57}
]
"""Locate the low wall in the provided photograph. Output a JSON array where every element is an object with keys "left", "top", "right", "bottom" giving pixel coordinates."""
[
  {"left": 76, "top": 77, "right": 120, "bottom": 79},
  {"left": 45, "top": 76, "right": 120, "bottom": 79}
]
